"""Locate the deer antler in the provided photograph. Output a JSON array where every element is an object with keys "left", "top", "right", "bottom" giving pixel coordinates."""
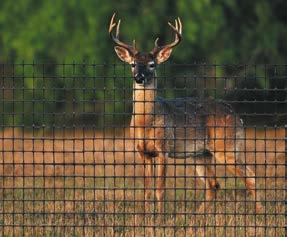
[
  {"left": 153, "top": 17, "right": 182, "bottom": 54},
  {"left": 109, "top": 13, "right": 137, "bottom": 55}
]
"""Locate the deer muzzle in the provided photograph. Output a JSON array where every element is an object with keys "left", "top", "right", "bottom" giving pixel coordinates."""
[{"left": 134, "top": 73, "right": 146, "bottom": 84}]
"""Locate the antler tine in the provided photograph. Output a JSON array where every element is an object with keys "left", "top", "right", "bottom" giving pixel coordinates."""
[
  {"left": 116, "top": 19, "right": 121, "bottom": 38},
  {"left": 109, "top": 13, "right": 137, "bottom": 54},
  {"left": 174, "top": 19, "right": 179, "bottom": 41},
  {"left": 133, "top": 39, "right": 136, "bottom": 49},
  {"left": 177, "top": 17, "right": 182, "bottom": 34},
  {"left": 154, "top": 37, "right": 159, "bottom": 47},
  {"left": 167, "top": 20, "right": 180, "bottom": 36},
  {"left": 109, "top": 13, "right": 116, "bottom": 34}
]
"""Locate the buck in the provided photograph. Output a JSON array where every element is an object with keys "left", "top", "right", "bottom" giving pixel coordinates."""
[{"left": 109, "top": 13, "right": 263, "bottom": 213}]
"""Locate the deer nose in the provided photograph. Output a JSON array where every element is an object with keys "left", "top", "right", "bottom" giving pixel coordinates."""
[{"left": 134, "top": 73, "right": 145, "bottom": 84}]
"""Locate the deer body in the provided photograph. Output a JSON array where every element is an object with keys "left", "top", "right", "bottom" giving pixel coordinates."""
[
  {"left": 109, "top": 13, "right": 263, "bottom": 214},
  {"left": 141, "top": 98, "right": 238, "bottom": 157}
]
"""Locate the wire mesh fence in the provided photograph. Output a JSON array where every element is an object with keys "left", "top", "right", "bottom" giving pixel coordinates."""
[{"left": 0, "top": 62, "right": 285, "bottom": 236}]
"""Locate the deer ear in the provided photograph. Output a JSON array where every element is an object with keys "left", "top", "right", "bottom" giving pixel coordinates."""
[
  {"left": 155, "top": 47, "right": 173, "bottom": 64},
  {"left": 114, "top": 46, "right": 134, "bottom": 63}
]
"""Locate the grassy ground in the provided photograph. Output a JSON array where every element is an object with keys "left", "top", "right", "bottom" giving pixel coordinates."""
[{"left": 0, "top": 127, "right": 285, "bottom": 236}]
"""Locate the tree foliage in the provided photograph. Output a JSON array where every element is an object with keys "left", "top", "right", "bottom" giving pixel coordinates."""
[
  {"left": 0, "top": 0, "right": 286, "bottom": 63},
  {"left": 0, "top": 0, "right": 286, "bottom": 127}
]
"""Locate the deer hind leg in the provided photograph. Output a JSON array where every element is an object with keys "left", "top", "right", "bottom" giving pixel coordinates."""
[
  {"left": 214, "top": 152, "right": 263, "bottom": 213},
  {"left": 227, "top": 163, "right": 263, "bottom": 213},
  {"left": 195, "top": 159, "right": 220, "bottom": 212}
]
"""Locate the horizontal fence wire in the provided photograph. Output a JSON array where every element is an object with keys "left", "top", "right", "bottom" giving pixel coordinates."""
[{"left": 0, "top": 62, "right": 286, "bottom": 236}]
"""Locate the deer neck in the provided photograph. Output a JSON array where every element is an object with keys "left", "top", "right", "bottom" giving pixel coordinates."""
[{"left": 131, "top": 77, "right": 157, "bottom": 130}]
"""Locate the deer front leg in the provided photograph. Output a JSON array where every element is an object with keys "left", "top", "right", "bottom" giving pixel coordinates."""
[
  {"left": 155, "top": 154, "right": 166, "bottom": 214},
  {"left": 137, "top": 142, "right": 153, "bottom": 212},
  {"left": 143, "top": 156, "right": 153, "bottom": 212}
]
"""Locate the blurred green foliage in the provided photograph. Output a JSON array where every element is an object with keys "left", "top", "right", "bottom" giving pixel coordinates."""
[
  {"left": 1, "top": 0, "right": 286, "bottom": 63},
  {"left": 0, "top": 0, "right": 286, "bottom": 127}
]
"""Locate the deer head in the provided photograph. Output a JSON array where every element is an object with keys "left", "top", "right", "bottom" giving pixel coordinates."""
[{"left": 109, "top": 13, "right": 182, "bottom": 85}]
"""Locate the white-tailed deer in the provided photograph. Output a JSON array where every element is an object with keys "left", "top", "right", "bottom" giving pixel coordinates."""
[{"left": 109, "top": 13, "right": 263, "bottom": 214}]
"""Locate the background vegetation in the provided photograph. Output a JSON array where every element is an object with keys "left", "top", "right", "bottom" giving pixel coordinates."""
[
  {"left": 1, "top": 0, "right": 287, "bottom": 63},
  {"left": 0, "top": 0, "right": 286, "bottom": 127}
]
